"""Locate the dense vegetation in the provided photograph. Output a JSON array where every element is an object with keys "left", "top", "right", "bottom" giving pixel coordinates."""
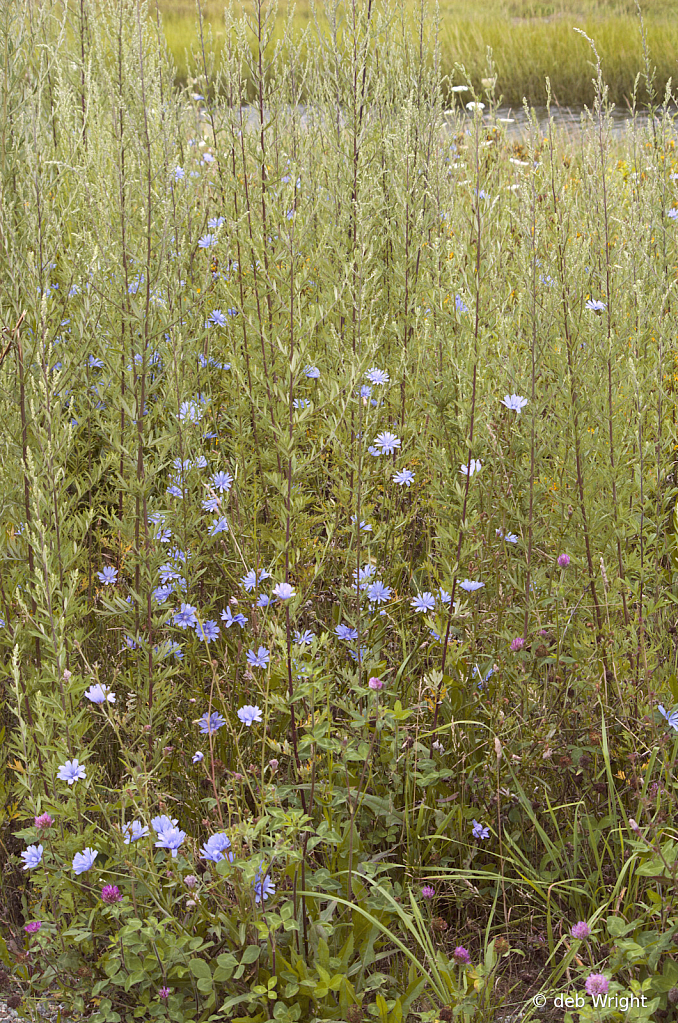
[
  {"left": 2, "top": 0, "right": 678, "bottom": 1020},
  {"left": 158, "top": 0, "right": 678, "bottom": 107}
]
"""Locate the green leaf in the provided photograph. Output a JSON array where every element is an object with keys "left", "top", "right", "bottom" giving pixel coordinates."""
[
  {"left": 241, "top": 945, "right": 261, "bottom": 965},
  {"left": 189, "top": 958, "right": 212, "bottom": 981}
]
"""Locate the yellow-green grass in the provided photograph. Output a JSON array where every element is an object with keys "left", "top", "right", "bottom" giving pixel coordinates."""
[{"left": 157, "top": 0, "right": 678, "bottom": 106}]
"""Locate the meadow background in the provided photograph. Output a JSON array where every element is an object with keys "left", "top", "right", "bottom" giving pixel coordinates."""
[{"left": 2, "top": 0, "right": 678, "bottom": 1020}]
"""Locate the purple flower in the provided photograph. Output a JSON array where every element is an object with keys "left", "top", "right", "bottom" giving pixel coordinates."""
[
  {"left": 365, "top": 368, "right": 389, "bottom": 385},
  {"left": 212, "top": 471, "right": 233, "bottom": 492},
  {"left": 471, "top": 819, "right": 490, "bottom": 840},
  {"left": 453, "top": 946, "right": 471, "bottom": 965},
  {"left": 459, "top": 579, "right": 484, "bottom": 593},
  {"left": 200, "top": 832, "right": 234, "bottom": 863},
  {"left": 367, "top": 581, "right": 391, "bottom": 604},
  {"left": 174, "top": 603, "right": 198, "bottom": 629},
  {"left": 501, "top": 394, "right": 528, "bottom": 414},
  {"left": 374, "top": 431, "right": 401, "bottom": 455},
  {"left": 198, "top": 233, "right": 216, "bottom": 248},
  {"left": 241, "top": 568, "right": 270, "bottom": 591},
  {"left": 335, "top": 624, "right": 358, "bottom": 641},
  {"left": 84, "top": 683, "right": 116, "bottom": 705},
  {"left": 24, "top": 921, "right": 42, "bottom": 934},
  {"left": 237, "top": 704, "right": 263, "bottom": 726},
  {"left": 158, "top": 986, "right": 171, "bottom": 1000},
  {"left": 368, "top": 677, "right": 384, "bottom": 690},
  {"left": 509, "top": 637, "right": 524, "bottom": 652},
  {"left": 421, "top": 885, "right": 435, "bottom": 899},
  {"left": 57, "top": 759, "right": 86, "bottom": 786},
  {"left": 72, "top": 848, "right": 98, "bottom": 875},
  {"left": 585, "top": 974, "right": 609, "bottom": 997},
  {"left": 304, "top": 365, "right": 320, "bottom": 378},
  {"left": 393, "top": 469, "right": 415, "bottom": 487},
  {"left": 571, "top": 921, "right": 591, "bottom": 940},
  {"left": 210, "top": 309, "right": 227, "bottom": 327},
  {"left": 197, "top": 711, "right": 226, "bottom": 734},
  {"left": 97, "top": 566, "right": 118, "bottom": 585},
  {"left": 202, "top": 496, "right": 220, "bottom": 512},
  {"left": 460, "top": 459, "right": 482, "bottom": 476},
  {"left": 557, "top": 553, "right": 570, "bottom": 568},
  {"left": 272, "top": 582, "right": 295, "bottom": 600},
  {"left": 122, "top": 820, "right": 149, "bottom": 844},
  {"left": 585, "top": 299, "right": 606, "bottom": 312},
  {"left": 192, "top": 751, "right": 204, "bottom": 763},
  {"left": 34, "top": 813, "right": 53, "bottom": 830},
  {"left": 21, "top": 845, "right": 43, "bottom": 871},
  {"left": 294, "top": 629, "right": 315, "bottom": 644},
  {"left": 152, "top": 815, "right": 178, "bottom": 835},
  {"left": 411, "top": 592, "right": 436, "bottom": 613},
  {"left": 155, "top": 826, "right": 186, "bottom": 858},
  {"left": 195, "top": 619, "right": 220, "bottom": 643},
  {"left": 209, "top": 517, "right": 229, "bottom": 536},
  {"left": 101, "top": 885, "right": 122, "bottom": 904},
  {"left": 221, "top": 607, "right": 248, "bottom": 628},
  {"left": 254, "top": 867, "right": 276, "bottom": 904},
  {"left": 246, "top": 646, "right": 270, "bottom": 669}
]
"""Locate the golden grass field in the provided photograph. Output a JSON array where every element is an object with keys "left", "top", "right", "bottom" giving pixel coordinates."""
[{"left": 155, "top": 0, "right": 678, "bottom": 106}]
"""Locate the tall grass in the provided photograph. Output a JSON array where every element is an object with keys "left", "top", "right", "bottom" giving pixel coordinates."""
[
  {"left": 2, "top": 0, "right": 678, "bottom": 1018},
  {"left": 157, "top": 0, "right": 678, "bottom": 106}
]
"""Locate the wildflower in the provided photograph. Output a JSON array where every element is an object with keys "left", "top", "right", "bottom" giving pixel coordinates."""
[
  {"left": 368, "top": 445, "right": 381, "bottom": 457},
  {"left": 241, "top": 568, "right": 270, "bottom": 591},
  {"left": 501, "top": 394, "right": 528, "bottom": 414},
  {"left": 365, "top": 368, "right": 389, "bottom": 385},
  {"left": 453, "top": 946, "right": 471, "bottom": 965},
  {"left": 293, "top": 629, "right": 315, "bottom": 644},
  {"left": 247, "top": 646, "right": 270, "bottom": 668},
  {"left": 152, "top": 815, "right": 179, "bottom": 835},
  {"left": 212, "top": 471, "right": 233, "bottom": 492},
  {"left": 272, "top": 582, "right": 295, "bottom": 600},
  {"left": 393, "top": 468, "right": 415, "bottom": 486},
  {"left": 174, "top": 166, "right": 184, "bottom": 181},
  {"left": 153, "top": 585, "right": 174, "bottom": 603},
  {"left": 455, "top": 294, "right": 469, "bottom": 312},
  {"left": 24, "top": 921, "right": 42, "bottom": 933},
  {"left": 209, "top": 309, "right": 227, "bottom": 327},
  {"left": 557, "top": 553, "right": 570, "bottom": 568},
  {"left": 208, "top": 216, "right": 225, "bottom": 229},
  {"left": 34, "top": 813, "right": 53, "bottom": 830},
  {"left": 184, "top": 875, "right": 197, "bottom": 888},
  {"left": 192, "top": 752, "right": 204, "bottom": 763},
  {"left": 571, "top": 921, "right": 591, "bottom": 940},
  {"left": 658, "top": 705, "right": 678, "bottom": 731},
  {"left": 221, "top": 607, "right": 247, "bottom": 628},
  {"left": 174, "top": 603, "right": 198, "bottom": 629},
  {"left": 167, "top": 484, "right": 183, "bottom": 498},
  {"left": 496, "top": 528, "right": 519, "bottom": 543},
  {"left": 585, "top": 974, "right": 609, "bottom": 997},
  {"left": 335, "top": 624, "right": 358, "bottom": 641},
  {"left": 88, "top": 355, "right": 104, "bottom": 368},
  {"left": 84, "top": 683, "right": 116, "bottom": 705},
  {"left": 158, "top": 987, "right": 171, "bottom": 1000},
  {"left": 360, "top": 385, "right": 373, "bottom": 399},
  {"left": 439, "top": 588, "right": 451, "bottom": 604},
  {"left": 72, "top": 848, "right": 98, "bottom": 875},
  {"left": 669, "top": 208, "right": 678, "bottom": 220},
  {"left": 122, "top": 820, "right": 149, "bottom": 844},
  {"left": 367, "top": 580, "right": 392, "bottom": 604},
  {"left": 350, "top": 516, "right": 373, "bottom": 531},
  {"left": 421, "top": 885, "right": 435, "bottom": 899},
  {"left": 256, "top": 594, "right": 273, "bottom": 607},
  {"left": 585, "top": 299, "right": 606, "bottom": 312},
  {"left": 460, "top": 579, "right": 484, "bottom": 593},
  {"left": 411, "top": 592, "right": 436, "bottom": 613},
  {"left": 466, "top": 101, "right": 485, "bottom": 111},
  {"left": 97, "top": 566, "right": 118, "bottom": 585},
  {"left": 471, "top": 819, "right": 490, "bottom": 840},
  {"left": 21, "top": 845, "right": 43, "bottom": 871},
  {"left": 200, "top": 832, "right": 235, "bottom": 863},
  {"left": 254, "top": 867, "right": 276, "bottom": 904},
  {"left": 57, "top": 759, "right": 86, "bottom": 786},
  {"left": 159, "top": 564, "right": 181, "bottom": 584},
  {"left": 155, "top": 826, "right": 186, "bottom": 858},
  {"left": 177, "top": 400, "right": 203, "bottom": 423},
  {"left": 197, "top": 711, "right": 226, "bottom": 734},
  {"left": 304, "top": 365, "right": 320, "bottom": 378},
  {"left": 238, "top": 704, "right": 263, "bottom": 726},
  {"left": 198, "top": 233, "right": 216, "bottom": 248},
  {"left": 293, "top": 398, "right": 311, "bottom": 410},
  {"left": 202, "top": 496, "right": 220, "bottom": 512},
  {"left": 368, "top": 677, "right": 384, "bottom": 690},
  {"left": 101, "top": 885, "right": 122, "bottom": 904},
  {"left": 510, "top": 637, "right": 525, "bottom": 652},
  {"left": 208, "top": 517, "right": 229, "bottom": 536},
  {"left": 374, "top": 431, "right": 401, "bottom": 455},
  {"left": 460, "top": 459, "right": 482, "bottom": 476}
]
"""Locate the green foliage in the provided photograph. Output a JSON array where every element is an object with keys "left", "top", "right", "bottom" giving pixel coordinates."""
[{"left": 2, "top": 0, "right": 678, "bottom": 1018}]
